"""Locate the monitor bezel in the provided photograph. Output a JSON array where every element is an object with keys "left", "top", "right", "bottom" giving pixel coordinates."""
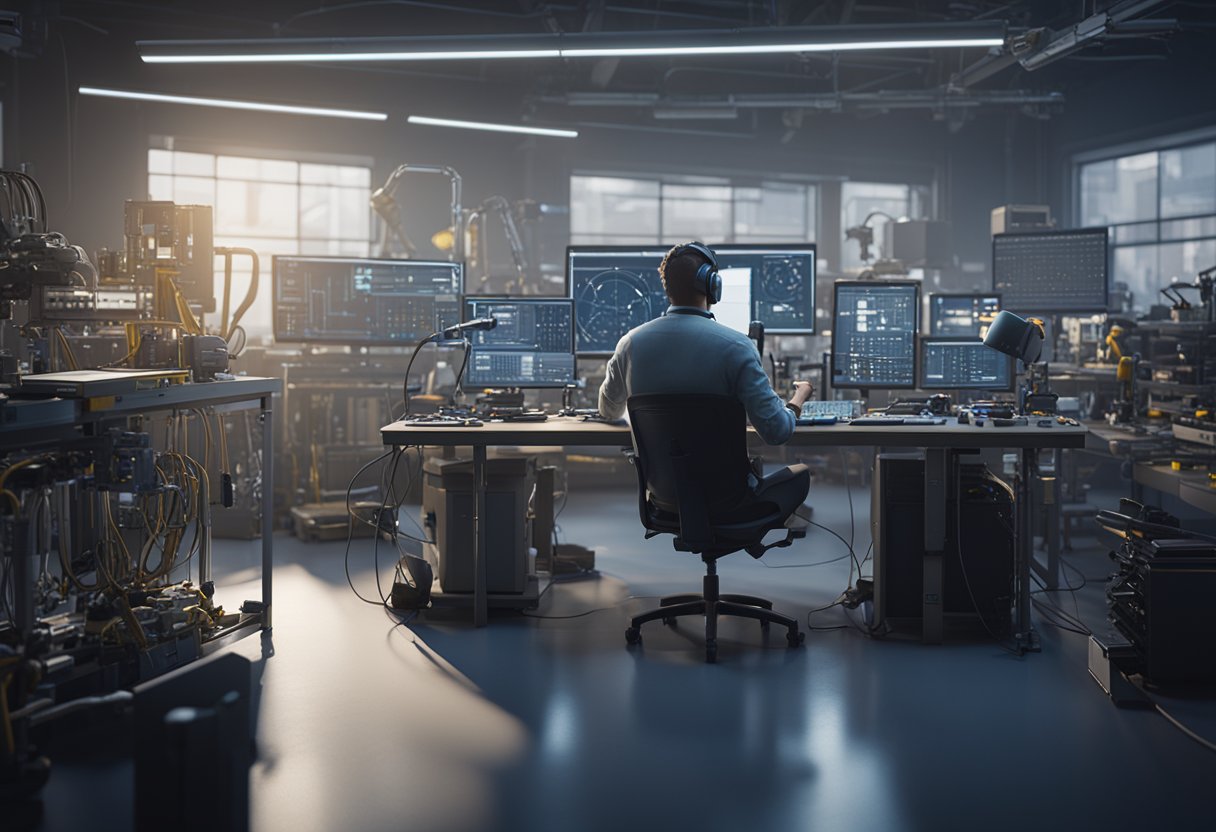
[
  {"left": 271, "top": 255, "right": 464, "bottom": 347},
  {"left": 990, "top": 227, "right": 1110, "bottom": 314},
  {"left": 830, "top": 279, "right": 921, "bottom": 390},
  {"left": 566, "top": 244, "right": 672, "bottom": 358},
  {"left": 707, "top": 242, "right": 818, "bottom": 335},
  {"left": 461, "top": 294, "right": 577, "bottom": 389},
  {"left": 917, "top": 336, "right": 1016, "bottom": 392},
  {"left": 927, "top": 291, "right": 1002, "bottom": 337}
]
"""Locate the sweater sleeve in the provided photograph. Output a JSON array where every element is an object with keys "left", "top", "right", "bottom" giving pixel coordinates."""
[
  {"left": 598, "top": 335, "right": 630, "bottom": 419},
  {"left": 734, "top": 344, "right": 794, "bottom": 444}
]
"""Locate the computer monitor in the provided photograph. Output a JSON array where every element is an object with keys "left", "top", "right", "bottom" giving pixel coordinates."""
[
  {"left": 919, "top": 337, "right": 1014, "bottom": 391},
  {"left": 708, "top": 244, "right": 817, "bottom": 334},
  {"left": 462, "top": 297, "right": 576, "bottom": 388},
  {"left": 272, "top": 256, "right": 462, "bottom": 345},
  {"left": 928, "top": 293, "right": 1001, "bottom": 337},
  {"left": 992, "top": 228, "right": 1109, "bottom": 313},
  {"left": 567, "top": 246, "right": 669, "bottom": 355},
  {"left": 831, "top": 281, "right": 920, "bottom": 389}
]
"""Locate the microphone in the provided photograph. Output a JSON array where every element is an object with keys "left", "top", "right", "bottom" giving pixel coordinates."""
[
  {"left": 747, "top": 320, "right": 765, "bottom": 358},
  {"left": 438, "top": 317, "right": 498, "bottom": 340}
]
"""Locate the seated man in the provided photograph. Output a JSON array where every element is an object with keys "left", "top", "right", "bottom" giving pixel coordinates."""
[{"left": 598, "top": 241, "right": 813, "bottom": 515}]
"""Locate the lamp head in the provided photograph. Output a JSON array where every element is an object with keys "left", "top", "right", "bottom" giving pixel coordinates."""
[{"left": 984, "top": 310, "right": 1045, "bottom": 365}]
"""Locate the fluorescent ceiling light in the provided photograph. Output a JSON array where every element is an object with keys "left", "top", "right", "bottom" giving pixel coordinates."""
[
  {"left": 407, "top": 115, "right": 578, "bottom": 138},
  {"left": 77, "top": 86, "right": 388, "bottom": 121},
  {"left": 138, "top": 26, "right": 1006, "bottom": 64},
  {"left": 561, "top": 38, "right": 1003, "bottom": 57},
  {"left": 143, "top": 49, "right": 561, "bottom": 64}
]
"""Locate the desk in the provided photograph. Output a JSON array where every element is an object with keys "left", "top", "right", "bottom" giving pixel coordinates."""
[{"left": 380, "top": 417, "right": 1087, "bottom": 650}]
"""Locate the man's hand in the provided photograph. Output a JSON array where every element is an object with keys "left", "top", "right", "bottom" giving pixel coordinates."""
[{"left": 788, "top": 380, "right": 814, "bottom": 409}]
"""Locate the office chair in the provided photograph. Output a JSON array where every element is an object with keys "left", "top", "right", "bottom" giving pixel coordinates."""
[{"left": 624, "top": 394, "right": 809, "bottom": 663}]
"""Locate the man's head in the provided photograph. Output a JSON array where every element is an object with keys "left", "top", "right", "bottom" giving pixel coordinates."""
[{"left": 660, "top": 242, "right": 718, "bottom": 307}]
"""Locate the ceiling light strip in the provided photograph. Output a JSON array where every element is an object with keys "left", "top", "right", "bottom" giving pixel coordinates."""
[
  {"left": 561, "top": 38, "right": 1004, "bottom": 58},
  {"left": 407, "top": 115, "right": 578, "bottom": 138},
  {"left": 142, "top": 49, "right": 562, "bottom": 64},
  {"left": 78, "top": 86, "right": 388, "bottom": 121},
  {"left": 138, "top": 33, "right": 1005, "bottom": 64}
]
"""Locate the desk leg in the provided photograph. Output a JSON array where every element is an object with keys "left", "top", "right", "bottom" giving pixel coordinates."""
[
  {"left": 261, "top": 395, "right": 274, "bottom": 631},
  {"left": 1044, "top": 448, "right": 1061, "bottom": 589},
  {"left": 1015, "top": 447, "right": 1040, "bottom": 653},
  {"left": 473, "top": 444, "right": 488, "bottom": 628},
  {"left": 922, "top": 448, "right": 947, "bottom": 645}
]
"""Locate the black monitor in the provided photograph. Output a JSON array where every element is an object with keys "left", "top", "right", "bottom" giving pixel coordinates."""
[
  {"left": 928, "top": 293, "right": 1001, "bottom": 337},
  {"left": 831, "top": 281, "right": 920, "bottom": 389},
  {"left": 992, "top": 228, "right": 1109, "bottom": 314},
  {"left": 708, "top": 244, "right": 817, "bottom": 334},
  {"left": 462, "top": 297, "right": 576, "bottom": 388},
  {"left": 919, "top": 337, "right": 1014, "bottom": 391},
  {"left": 272, "top": 256, "right": 462, "bottom": 345},
  {"left": 567, "top": 246, "right": 669, "bottom": 355}
]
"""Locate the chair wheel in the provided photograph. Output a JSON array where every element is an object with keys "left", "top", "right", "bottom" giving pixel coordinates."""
[
  {"left": 760, "top": 619, "right": 771, "bottom": 632},
  {"left": 787, "top": 629, "right": 805, "bottom": 648},
  {"left": 662, "top": 616, "right": 676, "bottom": 627},
  {"left": 625, "top": 627, "right": 642, "bottom": 646},
  {"left": 705, "top": 639, "right": 717, "bottom": 663}
]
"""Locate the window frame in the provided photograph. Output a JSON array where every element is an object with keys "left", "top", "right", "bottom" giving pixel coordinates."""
[
  {"left": 569, "top": 169, "right": 822, "bottom": 247},
  {"left": 1070, "top": 127, "right": 1216, "bottom": 312}
]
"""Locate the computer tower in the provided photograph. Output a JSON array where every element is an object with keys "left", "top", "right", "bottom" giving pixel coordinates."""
[
  {"left": 421, "top": 457, "right": 532, "bottom": 594},
  {"left": 872, "top": 453, "right": 1014, "bottom": 636}
]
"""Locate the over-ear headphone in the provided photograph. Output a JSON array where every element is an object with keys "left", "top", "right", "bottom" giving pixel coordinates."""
[{"left": 669, "top": 241, "right": 722, "bottom": 305}]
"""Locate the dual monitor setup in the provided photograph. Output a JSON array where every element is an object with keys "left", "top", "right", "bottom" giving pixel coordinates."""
[
  {"left": 271, "top": 226, "right": 1108, "bottom": 394},
  {"left": 832, "top": 282, "right": 1012, "bottom": 391}
]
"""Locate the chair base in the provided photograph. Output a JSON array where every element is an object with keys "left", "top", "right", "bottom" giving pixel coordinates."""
[{"left": 625, "top": 566, "right": 804, "bottom": 663}]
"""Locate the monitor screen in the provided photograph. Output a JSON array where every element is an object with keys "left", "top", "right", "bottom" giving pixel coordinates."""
[
  {"left": 709, "top": 244, "right": 817, "bottom": 334},
  {"left": 272, "top": 256, "right": 462, "bottom": 345},
  {"left": 831, "top": 281, "right": 920, "bottom": 389},
  {"left": 919, "top": 338, "right": 1014, "bottom": 391},
  {"left": 567, "top": 247, "right": 670, "bottom": 355},
  {"left": 463, "top": 297, "right": 576, "bottom": 388},
  {"left": 992, "top": 228, "right": 1109, "bottom": 313},
  {"left": 928, "top": 293, "right": 1001, "bottom": 337}
]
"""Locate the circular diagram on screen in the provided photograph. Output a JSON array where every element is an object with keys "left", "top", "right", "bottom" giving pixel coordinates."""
[
  {"left": 759, "top": 259, "right": 803, "bottom": 304},
  {"left": 576, "top": 269, "right": 660, "bottom": 349}
]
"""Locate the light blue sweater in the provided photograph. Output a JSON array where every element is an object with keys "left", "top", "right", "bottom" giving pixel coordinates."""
[{"left": 598, "top": 306, "right": 795, "bottom": 445}]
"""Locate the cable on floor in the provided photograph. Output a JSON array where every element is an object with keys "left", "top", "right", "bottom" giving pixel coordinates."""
[{"left": 1153, "top": 700, "right": 1216, "bottom": 755}]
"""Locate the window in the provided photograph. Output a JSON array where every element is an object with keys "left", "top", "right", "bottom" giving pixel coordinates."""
[
  {"left": 570, "top": 174, "right": 817, "bottom": 246},
  {"left": 839, "top": 181, "right": 931, "bottom": 271},
  {"left": 148, "top": 147, "right": 372, "bottom": 335},
  {"left": 1076, "top": 137, "right": 1216, "bottom": 311}
]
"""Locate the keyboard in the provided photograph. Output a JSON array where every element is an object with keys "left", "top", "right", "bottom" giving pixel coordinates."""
[
  {"left": 849, "top": 417, "right": 906, "bottom": 426},
  {"left": 801, "top": 400, "right": 863, "bottom": 420},
  {"left": 796, "top": 416, "right": 838, "bottom": 426}
]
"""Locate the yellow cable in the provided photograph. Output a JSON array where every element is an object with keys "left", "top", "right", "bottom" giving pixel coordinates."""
[
  {"left": 1, "top": 675, "right": 14, "bottom": 755},
  {"left": 54, "top": 328, "right": 80, "bottom": 371},
  {"left": 0, "top": 458, "right": 37, "bottom": 488}
]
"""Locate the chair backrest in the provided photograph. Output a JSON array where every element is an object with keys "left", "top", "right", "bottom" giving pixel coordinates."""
[{"left": 627, "top": 394, "right": 753, "bottom": 518}]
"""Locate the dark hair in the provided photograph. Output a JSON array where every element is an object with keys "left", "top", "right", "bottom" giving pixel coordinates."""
[{"left": 660, "top": 243, "right": 710, "bottom": 307}]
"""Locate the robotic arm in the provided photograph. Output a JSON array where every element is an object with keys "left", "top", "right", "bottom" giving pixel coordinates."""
[{"left": 370, "top": 164, "right": 462, "bottom": 261}]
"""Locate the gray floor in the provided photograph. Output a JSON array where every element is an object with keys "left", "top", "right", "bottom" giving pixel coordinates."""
[{"left": 25, "top": 473, "right": 1216, "bottom": 831}]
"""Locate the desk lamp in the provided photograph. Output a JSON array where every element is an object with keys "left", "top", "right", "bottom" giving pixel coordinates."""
[{"left": 983, "top": 310, "right": 1055, "bottom": 414}]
